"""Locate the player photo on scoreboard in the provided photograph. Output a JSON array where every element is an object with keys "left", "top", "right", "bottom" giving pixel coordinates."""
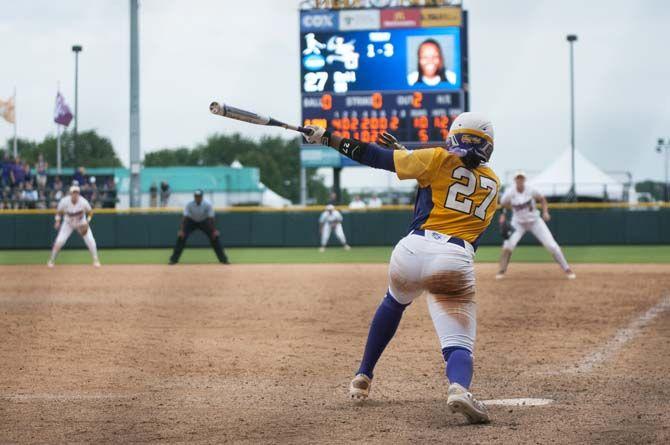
[{"left": 406, "top": 35, "right": 458, "bottom": 88}]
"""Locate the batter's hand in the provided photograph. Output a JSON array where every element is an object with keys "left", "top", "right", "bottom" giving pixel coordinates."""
[
  {"left": 54, "top": 221, "right": 60, "bottom": 230},
  {"left": 376, "top": 132, "right": 407, "bottom": 151},
  {"left": 542, "top": 211, "right": 551, "bottom": 222},
  {"left": 498, "top": 213, "right": 506, "bottom": 225},
  {"left": 212, "top": 229, "right": 220, "bottom": 238},
  {"left": 302, "top": 125, "right": 330, "bottom": 145},
  {"left": 178, "top": 229, "right": 185, "bottom": 238}
]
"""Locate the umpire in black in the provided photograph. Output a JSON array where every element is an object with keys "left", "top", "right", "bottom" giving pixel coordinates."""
[{"left": 169, "top": 190, "right": 229, "bottom": 264}]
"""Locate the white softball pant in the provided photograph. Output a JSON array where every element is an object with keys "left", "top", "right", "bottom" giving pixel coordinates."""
[
  {"left": 53, "top": 219, "right": 98, "bottom": 258},
  {"left": 503, "top": 218, "right": 569, "bottom": 271},
  {"left": 321, "top": 223, "right": 347, "bottom": 247},
  {"left": 388, "top": 230, "right": 477, "bottom": 352}
]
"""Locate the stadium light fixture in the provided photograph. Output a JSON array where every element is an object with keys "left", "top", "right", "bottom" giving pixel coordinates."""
[
  {"left": 566, "top": 34, "right": 578, "bottom": 201},
  {"left": 72, "top": 44, "right": 83, "bottom": 162}
]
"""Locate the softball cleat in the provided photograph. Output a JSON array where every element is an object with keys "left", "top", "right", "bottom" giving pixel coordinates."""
[
  {"left": 93, "top": 259, "right": 101, "bottom": 268},
  {"left": 349, "top": 373, "right": 371, "bottom": 401},
  {"left": 47, "top": 259, "right": 55, "bottom": 268},
  {"left": 495, "top": 272, "right": 505, "bottom": 280},
  {"left": 447, "top": 383, "right": 490, "bottom": 424},
  {"left": 566, "top": 270, "right": 576, "bottom": 279}
]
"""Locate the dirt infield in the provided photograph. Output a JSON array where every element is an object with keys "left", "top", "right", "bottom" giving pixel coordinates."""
[{"left": 1, "top": 263, "right": 669, "bottom": 444}]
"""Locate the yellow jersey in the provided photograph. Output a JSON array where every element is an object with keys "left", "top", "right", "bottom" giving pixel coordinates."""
[{"left": 393, "top": 147, "right": 500, "bottom": 246}]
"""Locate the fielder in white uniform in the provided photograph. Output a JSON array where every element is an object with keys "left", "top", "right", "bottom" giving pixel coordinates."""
[
  {"left": 318, "top": 204, "right": 351, "bottom": 252},
  {"left": 48, "top": 184, "right": 100, "bottom": 267},
  {"left": 497, "top": 171, "right": 574, "bottom": 279}
]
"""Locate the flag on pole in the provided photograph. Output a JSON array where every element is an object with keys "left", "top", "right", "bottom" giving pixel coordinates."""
[
  {"left": 0, "top": 96, "right": 15, "bottom": 124},
  {"left": 54, "top": 92, "right": 73, "bottom": 127}
]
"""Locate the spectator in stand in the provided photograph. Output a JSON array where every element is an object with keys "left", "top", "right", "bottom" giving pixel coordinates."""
[
  {"left": 101, "top": 178, "right": 117, "bottom": 208},
  {"left": 37, "top": 188, "right": 47, "bottom": 209},
  {"left": 1, "top": 153, "right": 12, "bottom": 188},
  {"left": 82, "top": 183, "right": 91, "bottom": 203},
  {"left": 23, "top": 162, "right": 33, "bottom": 187},
  {"left": 327, "top": 191, "right": 338, "bottom": 205},
  {"left": 87, "top": 176, "right": 99, "bottom": 207},
  {"left": 74, "top": 167, "right": 91, "bottom": 204},
  {"left": 73, "top": 166, "right": 87, "bottom": 186},
  {"left": 51, "top": 176, "right": 64, "bottom": 206},
  {"left": 8, "top": 158, "right": 24, "bottom": 207},
  {"left": 149, "top": 182, "right": 158, "bottom": 207},
  {"left": 36, "top": 154, "right": 48, "bottom": 190},
  {"left": 11, "top": 157, "right": 25, "bottom": 189},
  {"left": 1, "top": 184, "right": 9, "bottom": 209},
  {"left": 160, "top": 181, "right": 171, "bottom": 207},
  {"left": 349, "top": 195, "right": 366, "bottom": 210},
  {"left": 21, "top": 181, "right": 38, "bottom": 209},
  {"left": 1, "top": 182, "right": 8, "bottom": 209},
  {"left": 368, "top": 193, "right": 383, "bottom": 208}
]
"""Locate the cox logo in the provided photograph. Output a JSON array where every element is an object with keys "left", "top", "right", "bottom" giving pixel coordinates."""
[{"left": 301, "top": 13, "right": 337, "bottom": 30}]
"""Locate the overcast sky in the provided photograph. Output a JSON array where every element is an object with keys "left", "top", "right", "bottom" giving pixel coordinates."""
[{"left": 1, "top": 0, "right": 669, "bottom": 183}]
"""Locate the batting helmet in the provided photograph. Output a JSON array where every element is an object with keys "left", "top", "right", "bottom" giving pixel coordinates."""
[{"left": 445, "top": 112, "right": 494, "bottom": 169}]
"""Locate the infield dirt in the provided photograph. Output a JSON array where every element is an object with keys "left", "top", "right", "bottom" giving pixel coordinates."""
[{"left": 1, "top": 263, "right": 669, "bottom": 444}]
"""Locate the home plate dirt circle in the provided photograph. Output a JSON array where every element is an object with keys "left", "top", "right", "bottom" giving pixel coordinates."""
[{"left": 482, "top": 398, "right": 554, "bottom": 407}]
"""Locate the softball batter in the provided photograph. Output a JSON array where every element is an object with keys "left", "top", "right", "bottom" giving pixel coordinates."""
[
  {"left": 48, "top": 184, "right": 100, "bottom": 267},
  {"left": 303, "top": 112, "right": 498, "bottom": 424},
  {"left": 496, "top": 171, "right": 575, "bottom": 279}
]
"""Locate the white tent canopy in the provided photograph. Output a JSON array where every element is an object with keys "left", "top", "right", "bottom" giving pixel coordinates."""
[
  {"left": 259, "top": 185, "right": 291, "bottom": 208},
  {"left": 524, "top": 148, "right": 625, "bottom": 200},
  {"left": 231, "top": 159, "right": 291, "bottom": 207}
]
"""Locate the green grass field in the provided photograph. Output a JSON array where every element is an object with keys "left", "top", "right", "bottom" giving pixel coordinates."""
[{"left": 1, "top": 245, "right": 670, "bottom": 265}]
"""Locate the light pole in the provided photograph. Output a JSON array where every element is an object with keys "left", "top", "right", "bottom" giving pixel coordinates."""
[
  {"left": 129, "top": 0, "right": 141, "bottom": 207},
  {"left": 72, "top": 44, "right": 83, "bottom": 162},
  {"left": 566, "top": 34, "right": 577, "bottom": 201},
  {"left": 656, "top": 138, "right": 670, "bottom": 202}
]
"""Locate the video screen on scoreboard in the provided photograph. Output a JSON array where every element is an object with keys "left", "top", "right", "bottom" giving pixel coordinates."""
[
  {"left": 300, "top": 7, "right": 467, "bottom": 150},
  {"left": 301, "top": 27, "right": 462, "bottom": 93}
]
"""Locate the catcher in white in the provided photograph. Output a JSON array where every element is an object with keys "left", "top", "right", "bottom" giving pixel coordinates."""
[
  {"left": 318, "top": 204, "right": 351, "bottom": 252},
  {"left": 497, "top": 171, "right": 575, "bottom": 279},
  {"left": 48, "top": 184, "right": 100, "bottom": 267}
]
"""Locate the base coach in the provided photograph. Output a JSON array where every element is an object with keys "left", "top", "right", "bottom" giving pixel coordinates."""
[{"left": 169, "top": 190, "right": 229, "bottom": 264}]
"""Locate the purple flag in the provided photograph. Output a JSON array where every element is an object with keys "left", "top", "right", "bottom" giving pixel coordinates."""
[{"left": 54, "top": 92, "right": 73, "bottom": 127}]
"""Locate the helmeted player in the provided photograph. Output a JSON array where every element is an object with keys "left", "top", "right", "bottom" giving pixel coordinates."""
[
  {"left": 318, "top": 204, "right": 351, "bottom": 252},
  {"left": 48, "top": 184, "right": 100, "bottom": 267},
  {"left": 496, "top": 171, "right": 575, "bottom": 279},
  {"left": 303, "top": 112, "right": 499, "bottom": 424}
]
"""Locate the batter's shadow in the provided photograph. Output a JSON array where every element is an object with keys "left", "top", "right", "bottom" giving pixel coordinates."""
[{"left": 335, "top": 397, "right": 496, "bottom": 428}]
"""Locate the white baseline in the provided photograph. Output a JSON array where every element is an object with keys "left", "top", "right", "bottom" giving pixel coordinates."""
[{"left": 563, "top": 294, "right": 670, "bottom": 374}]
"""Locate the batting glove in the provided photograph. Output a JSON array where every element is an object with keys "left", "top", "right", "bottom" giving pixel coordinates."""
[{"left": 303, "top": 125, "right": 330, "bottom": 146}]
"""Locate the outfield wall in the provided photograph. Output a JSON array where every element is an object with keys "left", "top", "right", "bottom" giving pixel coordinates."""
[{"left": 1, "top": 207, "right": 669, "bottom": 249}]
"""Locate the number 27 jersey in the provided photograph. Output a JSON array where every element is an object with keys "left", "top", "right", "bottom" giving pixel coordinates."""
[{"left": 393, "top": 147, "right": 500, "bottom": 245}]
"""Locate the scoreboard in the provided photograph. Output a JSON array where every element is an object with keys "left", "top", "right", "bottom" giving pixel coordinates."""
[{"left": 300, "top": 6, "right": 468, "bottom": 167}]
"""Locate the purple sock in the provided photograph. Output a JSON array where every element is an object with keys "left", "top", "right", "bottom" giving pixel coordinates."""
[
  {"left": 442, "top": 347, "right": 474, "bottom": 389},
  {"left": 356, "top": 292, "right": 409, "bottom": 379}
]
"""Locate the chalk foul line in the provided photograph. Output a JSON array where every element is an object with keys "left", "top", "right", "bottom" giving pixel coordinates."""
[
  {"left": 1, "top": 393, "right": 138, "bottom": 401},
  {"left": 562, "top": 294, "right": 670, "bottom": 374}
]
